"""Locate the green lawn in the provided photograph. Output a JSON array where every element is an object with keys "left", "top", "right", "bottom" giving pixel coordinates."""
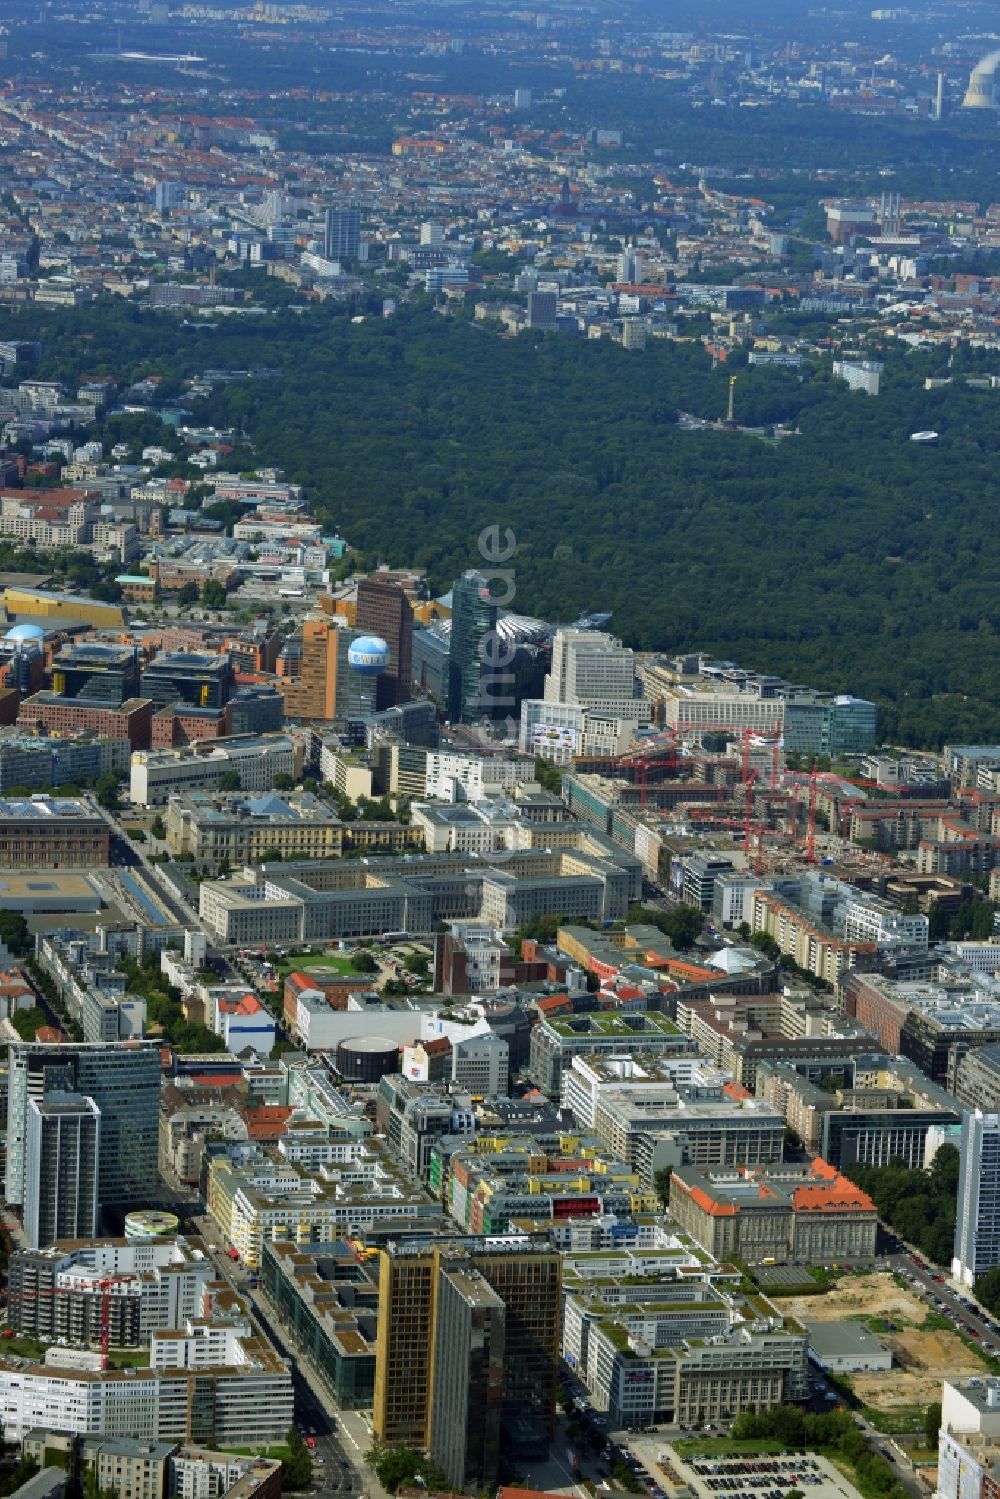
[
  {"left": 221, "top": 1445, "right": 293, "bottom": 1460},
  {"left": 277, "top": 951, "right": 369, "bottom": 979},
  {"left": 0, "top": 1334, "right": 46, "bottom": 1360},
  {"left": 0, "top": 1336, "right": 146, "bottom": 1368},
  {"left": 861, "top": 1406, "right": 924, "bottom": 1434},
  {"left": 107, "top": 1347, "right": 149, "bottom": 1369}
]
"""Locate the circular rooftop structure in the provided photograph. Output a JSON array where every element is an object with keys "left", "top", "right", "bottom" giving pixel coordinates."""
[
  {"left": 335, "top": 1035, "right": 400, "bottom": 1083},
  {"left": 5, "top": 623, "right": 45, "bottom": 642},
  {"left": 124, "top": 1210, "right": 180, "bottom": 1242}
]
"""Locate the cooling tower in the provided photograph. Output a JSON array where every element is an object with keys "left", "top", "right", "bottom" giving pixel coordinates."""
[{"left": 963, "top": 48, "right": 1000, "bottom": 108}]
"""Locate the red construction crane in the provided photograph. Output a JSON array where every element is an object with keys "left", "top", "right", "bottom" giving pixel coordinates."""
[
  {"left": 2, "top": 1276, "right": 125, "bottom": 1371},
  {"left": 614, "top": 728, "right": 683, "bottom": 807},
  {"left": 683, "top": 724, "right": 782, "bottom": 787},
  {"left": 744, "top": 768, "right": 758, "bottom": 860},
  {"left": 806, "top": 763, "right": 819, "bottom": 864}
]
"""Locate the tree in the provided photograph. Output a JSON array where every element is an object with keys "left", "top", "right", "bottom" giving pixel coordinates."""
[
  {"left": 177, "top": 582, "right": 199, "bottom": 606},
  {"left": 350, "top": 950, "right": 378, "bottom": 974},
  {"left": 924, "top": 1401, "right": 941, "bottom": 1449},
  {"left": 365, "top": 1445, "right": 447, "bottom": 1494},
  {"left": 612, "top": 1460, "right": 642, "bottom": 1493},
  {"left": 533, "top": 756, "right": 564, "bottom": 795},
  {"left": 217, "top": 771, "right": 241, "bottom": 791},
  {"left": 976, "top": 1267, "right": 1000, "bottom": 1315},
  {"left": 272, "top": 773, "right": 294, "bottom": 791},
  {"left": 625, "top": 903, "right": 703, "bottom": 949},
  {"left": 1, "top": 1461, "right": 38, "bottom": 1499},
  {"left": 653, "top": 1167, "right": 672, "bottom": 1208},
  {"left": 150, "top": 815, "right": 166, "bottom": 840},
  {"left": 0, "top": 910, "right": 30, "bottom": 956},
  {"left": 751, "top": 930, "right": 781, "bottom": 960},
  {"left": 95, "top": 773, "right": 120, "bottom": 810},
  {"left": 844, "top": 1153, "right": 958, "bottom": 1265},
  {"left": 662, "top": 904, "right": 705, "bottom": 950},
  {"left": 201, "top": 579, "right": 228, "bottom": 609},
  {"left": 9, "top": 1006, "right": 47, "bottom": 1042},
  {"left": 282, "top": 1427, "right": 313, "bottom": 1491}
]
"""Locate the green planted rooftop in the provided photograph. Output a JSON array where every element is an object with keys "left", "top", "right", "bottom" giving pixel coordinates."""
[{"left": 548, "top": 1012, "right": 681, "bottom": 1037}]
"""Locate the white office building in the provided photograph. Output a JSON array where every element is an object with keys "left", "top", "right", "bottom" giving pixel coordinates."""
[
  {"left": 543, "top": 630, "right": 639, "bottom": 714},
  {"left": 520, "top": 699, "right": 639, "bottom": 765},
  {"left": 953, "top": 1109, "right": 1000, "bottom": 1286},
  {"left": 842, "top": 895, "right": 928, "bottom": 952},
  {"left": 451, "top": 1033, "right": 509, "bottom": 1096},
  {"left": 130, "top": 736, "right": 298, "bottom": 807},
  {"left": 423, "top": 750, "right": 523, "bottom": 802}
]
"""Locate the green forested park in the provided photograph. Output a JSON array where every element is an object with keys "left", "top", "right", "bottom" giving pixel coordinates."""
[{"left": 4, "top": 296, "right": 1000, "bottom": 745}]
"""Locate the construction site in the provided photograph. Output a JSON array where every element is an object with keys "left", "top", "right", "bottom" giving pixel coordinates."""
[
  {"left": 566, "top": 721, "right": 893, "bottom": 888},
  {"left": 784, "top": 1272, "right": 988, "bottom": 1417}
]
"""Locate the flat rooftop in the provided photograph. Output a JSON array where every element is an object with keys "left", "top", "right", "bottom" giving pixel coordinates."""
[
  {"left": 547, "top": 1012, "right": 680, "bottom": 1038},
  {"left": 0, "top": 797, "right": 97, "bottom": 820}
]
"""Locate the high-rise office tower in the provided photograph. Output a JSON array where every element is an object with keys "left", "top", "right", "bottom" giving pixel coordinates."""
[
  {"left": 543, "top": 628, "right": 637, "bottom": 712},
  {"left": 7, "top": 1041, "right": 160, "bottom": 1222},
  {"left": 954, "top": 1109, "right": 1000, "bottom": 1286},
  {"left": 154, "top": 182, "right": 186, "bottom": 213},
  {"left": 617, "top": 248, "right": 643, "bottom": 283},
  {"left": 355, "top": 579, "right": 413, "bottom": 711},
  {"left": 24, "top": 1092, "right": 100, "bottom": 1249},
  {"left": 447, "top": 572, "right": 499, "bottom": 725},
  {"left": 420, "top": 222, "right": 444, "bottom": 247},
  {"left": 324, "top": 206, "right": 360, "bottom": 261},
  {"left": 430, "top": 1263, "right": 505, "bottom": 1490},
  {"left": 279, "top": 618, "right": 351, "bottom": 722},
  {"left": 526, "top": 290, "right": 557, "bottom": 330},
  {"left": 373, "top": 1239, "right": 560, "bottom": 1490},
  {"left": 373, "top": 1248, "right": 436, "bottom": 1448},
  {"left": 622, "top": 318, "right": 647, "bottom": 351}
]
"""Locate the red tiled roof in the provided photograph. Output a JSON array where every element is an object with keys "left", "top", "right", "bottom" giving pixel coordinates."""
[
  {"left": 241, "top": 1104, "right": 292, "bottom": 1142},
  {"left": 535, "top": 993, "right": 572, "bottom": 1015}
]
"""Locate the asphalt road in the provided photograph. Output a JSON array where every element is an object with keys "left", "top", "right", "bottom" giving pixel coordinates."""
[{"left": 195, "top": 1224, "right": 379, "bottom": 1499}]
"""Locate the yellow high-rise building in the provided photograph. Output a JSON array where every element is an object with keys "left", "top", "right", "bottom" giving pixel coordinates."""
[{"left": 372, "top": 1239, "right": 560, "bottom": 1487}]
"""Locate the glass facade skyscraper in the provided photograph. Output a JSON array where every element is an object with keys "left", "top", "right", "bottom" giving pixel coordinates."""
[
  {"left": 447, "top": 570, "right": 499, "bottom": 725},
  {"left": 7, "top": 1041, "right": 160, "bottom": 1219}
]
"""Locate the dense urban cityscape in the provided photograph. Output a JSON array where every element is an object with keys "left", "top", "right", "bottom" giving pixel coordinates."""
[{"left": 0, "top": 4, "right": 996, "bottom": 1499}]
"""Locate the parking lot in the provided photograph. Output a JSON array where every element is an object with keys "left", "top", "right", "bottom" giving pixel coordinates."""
[{"left": 669, "top": 1450, "right": 864, "bottom": 1499}]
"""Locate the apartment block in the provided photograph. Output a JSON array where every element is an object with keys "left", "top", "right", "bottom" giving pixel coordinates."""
[
  {"left": 954, "top": 1110, "right": 1000, "bottom": 1287},
  {"left": 9, "top": 1237, "right": 215, "bottom": 1344},
  {"left": 749, "top": 886, "right": 877, "bottom": 985},
  {"left": 0, "top": 1315, "right": 292, "bottom": 1444}
]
